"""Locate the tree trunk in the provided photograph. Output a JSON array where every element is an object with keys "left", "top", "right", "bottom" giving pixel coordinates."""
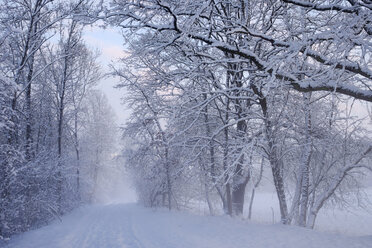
[
  {"left": 8, "top": 93, "right": 19, "bottom": 145},
  {"left": 165, "top": 147, "right": 172, "bottom": 210},
  {"left": 204, "top": 183, "right": 214, "bottom": 215},
  {"left": 74, "top": 112, "right": 80, "bottom": 201},
  {"left": 253, "top": 85, "right": 289, "bottom": 224},
  {"left": 223, "top": 124, "right": 233, "bottom": 216},
  {"left": 270, "top": 157, "right": 288, "bottom": 224},
  {"left": 231, "top": 71, "right": 249, "bottom": 217},
  {"left": 306, "top": 210, "right": 317, "bottom": 229},
  {"left": 202, "top": 95, "right": 224, "bottom": 212},
  {"left": 57, "top": 100, "right": 64, "bottom": 214},
  {"left": 75, "top": 145, "right": 80, "bottom": 201},
  {"left": 298, "top": 92, "right": 312, "bottom": 227},
  {"left": 25, "top": 63, "right": 34, "bottom": 161},
  {"left": 248, "top": 187, "right": 256, "bottom": 220},
  {"left": 231, "top": 175, "right": 249, "bottom": 216},
  {"left": 248, "top": 158, "right": 264, "bottom": 219},
  {"left": 231, "top": 122, "right": 249, "bottom": 216}
]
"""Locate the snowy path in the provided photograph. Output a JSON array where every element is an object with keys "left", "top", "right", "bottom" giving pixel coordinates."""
[{"left": 3, "top": 203, "right": 372, "bottom": 248}]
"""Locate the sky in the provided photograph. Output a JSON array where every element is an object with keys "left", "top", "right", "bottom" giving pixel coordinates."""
[{"left": 83, "top": 25, "right": 131, "bottom": 127}]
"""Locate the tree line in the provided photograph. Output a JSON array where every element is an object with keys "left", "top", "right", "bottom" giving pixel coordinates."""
[
  {"left": 107, "top": 0, "right": 372, "bottom": 228},
  {"left": 0, "top": 0, "right": 116, "bottom": 239}
]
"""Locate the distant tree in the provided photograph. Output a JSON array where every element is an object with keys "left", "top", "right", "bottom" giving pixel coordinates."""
[{"left": 80, "top": 90, "right": 117, "bottom": 203}]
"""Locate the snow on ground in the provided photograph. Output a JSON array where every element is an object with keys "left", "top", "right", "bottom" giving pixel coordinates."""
[
  {"left": 2, "top": 203, "right": 371, "bottom": 248},
  {"left": 241, "top": 191, "right": 372, "bottom": 236},
  {"left": 246, "top": 188, "right": 372, "bottom": 236},
  {"left": 190, "top": 188, "right": 372, "bottom": 236}
]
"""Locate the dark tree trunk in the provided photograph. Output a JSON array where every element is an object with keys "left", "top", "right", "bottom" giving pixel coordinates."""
[
  {"left": 57, "top": 100, "right": 64, "bottom": 214},
  {"left": 75, "top": 145, "right": 80, "bottom": 200},
  {"left": 271, "top": 157, "right": 288, "bottom": 224},
  {"left": 231, "top": 87, "right": 249, "bottom": 217},
  {"left": 298, "top": 93, "right": 312, "bottom": 227},
  {"left": 248, "top": 158, "right": 264, "bottom": 219},
  {"left": 25, "top": 56, "right": 35, "bottom": 161},
  {"left": 203, "top": 94, "right": 225, "bottom": 213},
  {"left": 223, "top": 123, "right": 233, "bottom": 216},
  {"left": 74, "top": 113, "right": 80, "bottom": 201},
  {"left": 166, "top": 168, "right": 172, "bottom": 210},
  {"left": 231, "top": 176, "right": 249, "bottom": 216}
]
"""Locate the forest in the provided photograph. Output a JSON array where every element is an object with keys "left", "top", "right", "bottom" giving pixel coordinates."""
[
  {"left": 0, "top": 0, "right": 118, "bottom": 239},
  {"left": 1, "top": 0, "right": 372, "bottom": 243},
  {"left": 116, "top": 0, "right": 372, "bottom": 228}
]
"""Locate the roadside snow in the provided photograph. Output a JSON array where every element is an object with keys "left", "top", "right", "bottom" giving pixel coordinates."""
[{"left": 2, "top": 203, "right": 371, "bottom": 248}]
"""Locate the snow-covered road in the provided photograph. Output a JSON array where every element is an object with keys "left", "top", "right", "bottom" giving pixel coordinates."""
[{"left": 3, "top": 203, "right": 372, "bottom": 248}]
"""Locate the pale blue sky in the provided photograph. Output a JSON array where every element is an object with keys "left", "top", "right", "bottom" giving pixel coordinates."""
[{"left": 83, "top": 25, "right": 130, "bottom": 126}]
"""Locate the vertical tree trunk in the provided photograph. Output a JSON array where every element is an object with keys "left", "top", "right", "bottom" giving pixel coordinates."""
[
  {"left": 25, "top": 49, "right": 36, "bottom": 161},
  {"left": 248, "top": 187, "right": 256, "bottom": 220},
  {"left": 74, "top": 113, "right": 80, "bottom": 201},
  {"left": 202, "top": 94, "right": 225, "bottom": 212},
  {"left": 248, "top": 158, "right": 264, "bottom": 220},
  {"left": 25, "top": 74, "right": 33, "bottom": 161},
  {"left": 165, "top": 146, "right": 172, "bottom": 210},
  {"left": 227, "top": 59, "right": 250, "bottom": 217},
  {"left": 57, "top": 99, "right": 64, "bottom": 214},
  {"left": 231, "top": 175, "right": 249, "bottom": 216},
  {"left": 253, "top": 84, "right": 289, "bottom": 224},
  {"left": 298, "top": 92, "right": 312, "bottom": 227},
  {"left": 231, "top": 117, "right": 249, "bottom": 216},
  {"left": 306, "top": 210, "right": 317, "bottom": 229},
  {"left": 222, "top": 2, "right": 251, "bottom": 216},
  {"left": 75, "top": 145, "right": 80, "bottom": 200},
  {"left": 223, "top": 122, "right": 233, "bottom": 216},
  {"left": 204, "top": 186, "right": 214, "bottom": 215},
  {"left": 199, "top": 157, "right": 214, "bottom": 215},
  {"left": 165, "top": 165, "right": 172, "bottom": 210},
  {"left": 9, "top": 93, "right": 19, "bottom": 145},
  {"left": 270, "top": 157, "right": 288, "bottom": 224},
  {"left": 267, "top": 138, "right": 289, "bottom": 224},
  {"left": 91, "top": 148, "right": 100, "bottom": 203}
]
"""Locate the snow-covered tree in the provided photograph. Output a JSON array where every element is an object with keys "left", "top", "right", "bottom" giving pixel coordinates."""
[{"left": 108, "top": 0, "right": 372, "bottom": 228}]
